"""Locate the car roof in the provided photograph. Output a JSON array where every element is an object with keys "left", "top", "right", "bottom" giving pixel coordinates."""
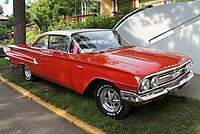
[{"left": 41, "top": 29, "right": 111, "bottom": 37}]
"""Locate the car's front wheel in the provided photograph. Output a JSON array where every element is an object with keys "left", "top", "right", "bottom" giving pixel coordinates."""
[
  {"left": 23, "top": 65, "right": 35, "bottom": 81},
  {"left": 95, "top": 82, "right": 130, "bottom": 119}
]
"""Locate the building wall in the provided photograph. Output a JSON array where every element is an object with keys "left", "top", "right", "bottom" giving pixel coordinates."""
[
  {"left": 101, "top": 0, "right": 112, "bottom": 16},
  {"left": 118, "top": 0, "right": 132, "bottom": 11}
]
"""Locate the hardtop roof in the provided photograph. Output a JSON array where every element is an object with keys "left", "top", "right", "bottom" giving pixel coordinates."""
[{"left": 42, "top": 29, "right": 111, "bottom": 37}]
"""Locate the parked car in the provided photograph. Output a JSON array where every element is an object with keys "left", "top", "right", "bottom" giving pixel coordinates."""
[{"left": 6, "top": 29, "right": 194, "bottom": 119}]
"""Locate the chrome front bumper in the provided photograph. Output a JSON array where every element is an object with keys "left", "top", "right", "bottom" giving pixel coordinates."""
[{"left": 120, "top": 71, "right": 194, "bottom": 104}]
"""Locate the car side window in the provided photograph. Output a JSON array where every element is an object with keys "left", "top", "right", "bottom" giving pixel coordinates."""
[
  {"left": 32, "top": 35, "right": 48, "bottom": 49},
  {"left": 70, "top": 35, "right": 93, "bottom": 54},
  {"left": 49, "top": 35, "right": 70, "bottom": 51}
]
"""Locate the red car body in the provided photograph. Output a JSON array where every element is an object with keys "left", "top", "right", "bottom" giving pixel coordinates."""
[
  {"left": 7, "top": 44, "right": 190, "bottom": 92},
  {"left": 6, "top": 29, "right": 194, "bottom": 118}
]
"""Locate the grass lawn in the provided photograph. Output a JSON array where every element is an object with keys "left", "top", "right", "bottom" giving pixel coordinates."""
[
  {"left": 0, "top": 58, "right": 8, "bottom": 70},
  {"left": 0, "top": 58, "right": 200, "bottom": 134}
]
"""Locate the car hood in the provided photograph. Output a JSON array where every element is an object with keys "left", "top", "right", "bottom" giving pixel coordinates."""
[{"left": 93, "top": 47, "right": 190, "bottom": 77}]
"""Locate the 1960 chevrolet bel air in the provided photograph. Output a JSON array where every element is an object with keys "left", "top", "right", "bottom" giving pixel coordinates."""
[{"left": 6, "top": 29, "right": 194, "bottom": 119}]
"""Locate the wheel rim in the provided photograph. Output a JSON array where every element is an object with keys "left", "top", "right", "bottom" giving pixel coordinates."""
[
  {"left": 100, "top": 87, "right": 121, "bottom": 113},
  {"left": 24, "top": 66, "right": 31, "bottom": 80}
]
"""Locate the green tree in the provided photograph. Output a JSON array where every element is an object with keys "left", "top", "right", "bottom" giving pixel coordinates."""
[
  {"left": 0, "top": 5, "right": 3, "bottom": 14},
  {"left": 30, "top": 0, "right": 81, "bottom": 32},
  {"left": 5, "top": 15, "right": 14, "bottom": 29}
]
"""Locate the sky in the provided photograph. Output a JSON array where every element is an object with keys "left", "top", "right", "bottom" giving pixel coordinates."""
[
  {"left": 0, "top": 0, "right": 13, "bottom": 16},
  {"left": 0, "top": 0, "right": 36, "bottom": 16}
]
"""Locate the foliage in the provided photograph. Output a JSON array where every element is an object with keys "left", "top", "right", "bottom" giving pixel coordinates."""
[
  {"left": 0, "top": 5, "right": 3, "bottom": 14},
  {"left": 30, "top": 0, "right": 82, "bottom": 32},
  {"left": 70, "top": 15, "right": 121, "bottom": 29},
  {"left": 26, "top": 31, "right": 41, "bottom": 45},
  {"left": 9, "top": 39, "right": 14, "bottom": 45},
  {"left": 48, "top": 20, "right": 68, "bottom": 31},
  {"left": 2, "top": 5, "right": 34, "bottom": 38},
  {"left": 5, "top": 15, "right": 14, "bottom": 29},
  {"left": 25, "top": 11, "right": 31, "bottom": 24},
  {"left": 0, "top": 28, "right": 7, "bottom": 36},
  {"left": 0, "top": 28, "right": 9, "bottom": 45},
  {"left": 85, "top": 1, "right": 101, "bottom": 15},
  {"left": 0, "top": 39, "right": 10, "bottom": 45}
]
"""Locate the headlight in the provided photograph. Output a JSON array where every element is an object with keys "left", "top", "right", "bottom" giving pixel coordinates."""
[
  {"left": 151, "top": 76, "right": 159, "bottom": 88},
  {"left": 140, "top": 79, "right": 150, "bottom": 92},
  {"left": 186, "top": 62, "right": 194, "bottom": 71}
]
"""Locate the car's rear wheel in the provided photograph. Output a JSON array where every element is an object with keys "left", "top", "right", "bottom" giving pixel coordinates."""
[
  {"left": 95, "top": 82, "right": 130, "bottom": 119},
  {"left": 23, "top": 65, "right": 35, "bottom": 81}
]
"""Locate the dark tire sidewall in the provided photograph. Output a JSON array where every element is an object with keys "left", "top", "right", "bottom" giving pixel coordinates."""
[
  {"left": 95, "top": 82, "right": 128, "bottom": 119},
  {"left": 23, "top": 65, "right": 33, "bottom": 81}
]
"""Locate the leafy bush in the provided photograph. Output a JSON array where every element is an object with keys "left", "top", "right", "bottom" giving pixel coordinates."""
[
  {"left": 26, "top": 31, "right": 41, "bottom": 45},
  {"left": 0, "top": 29, "right": 7, "bottom": 36},
  {"left": 70, "top": 15, "right": 121, "bottom": 29},
  {"left": 9, "top": 39, "right": 14, "bottom": 45},
  {"left": 48, "top": 20, "right": 69, "bottom": 31}
]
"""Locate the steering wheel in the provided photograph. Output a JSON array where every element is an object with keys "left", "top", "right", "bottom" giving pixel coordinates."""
[{"left": 102, "top": 39, "right": 113, "bottom": 45}]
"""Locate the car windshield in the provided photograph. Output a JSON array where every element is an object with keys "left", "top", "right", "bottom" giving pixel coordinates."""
[{"left": 71, "top": 30, "right": 131, "bottom": 54}]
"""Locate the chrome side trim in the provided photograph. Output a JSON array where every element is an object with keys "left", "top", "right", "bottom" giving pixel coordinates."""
[
  {"left": 7, "top": 54, "right": 38, "bottom": 67},
  {"left": 33, "top": 58, "right": 38, "bottom": 67},
  {"left": 5, "top": 57, "right": 10, "bottom": 61},
  {"left": 120, "top": 71, "right": 194, "bottom": 104},
  {"left": 7, "top": 45, "right": 52, "bottom": 57},
  {"left": 33, "top": 58, "right": 38, "bottom": 65}
]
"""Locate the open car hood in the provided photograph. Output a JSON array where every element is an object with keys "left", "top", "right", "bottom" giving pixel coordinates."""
[{"left": 114, "top": 0, "right": 200, "bottom": 74}]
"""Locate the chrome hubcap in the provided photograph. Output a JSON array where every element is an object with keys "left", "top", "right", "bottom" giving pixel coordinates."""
[
  {"left": 24, "top": 66, "right": 31, "bottom": 79},
  {"left": 100, "top": 87, "right": 121, "bottom": 113}
]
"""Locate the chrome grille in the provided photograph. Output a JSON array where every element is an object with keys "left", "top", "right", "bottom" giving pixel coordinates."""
[
  {"left": 158, "top": 66, "right": 187, "bottom": 86},
  {"left": 138, "top": 60, "right": 193, "bottom": 94}
]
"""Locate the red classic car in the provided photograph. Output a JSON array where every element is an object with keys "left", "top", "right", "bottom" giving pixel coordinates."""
[{"left": 6, "top": 29, "right": 194, "bottom": 119}]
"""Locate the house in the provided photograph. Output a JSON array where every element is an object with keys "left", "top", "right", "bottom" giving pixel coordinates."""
[
  {"left": 80, "top": 0, "right": 139, "bottom": 16},
  {"left": 101, "top": 0, "right": 139, "bottom": 16},
  {"left": 81, "top": 0, "right": 170, "bottom": 16},
  {"left": 65, "top": 0, "right": 168, "bottom": 28}
]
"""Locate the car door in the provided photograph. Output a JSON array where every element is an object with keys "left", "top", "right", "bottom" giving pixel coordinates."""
[
  {"left": 39, "top": 34, "right": 73, "bottom": 88},
  {"left": 31, "top": 35, "right": 49, "bottom": 77},
  {"left": 69, "top": 38, "right": 95, "bottom": 93}
]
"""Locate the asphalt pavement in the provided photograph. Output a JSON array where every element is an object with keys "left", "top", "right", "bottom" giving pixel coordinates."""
[
  {"left": 175, "top": 74, "right": 200, "bottom": 100},
  {"left": 0, "top": 82, "right": 87, "bottom": 134}
]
